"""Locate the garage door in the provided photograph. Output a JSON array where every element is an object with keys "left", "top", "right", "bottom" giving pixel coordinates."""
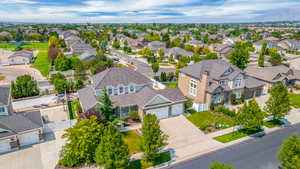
[
  {"left": 171, "top": 104, "right": 184, "bottom": 116},
  {"left": 18, "top": 131, "right": 40, "bottom": 147},
  {"left": 146, "top": 107, "right": 169, "bottom": 120},
  {"left": 0, "top": 139, "right": 11, "bottom": 153}
]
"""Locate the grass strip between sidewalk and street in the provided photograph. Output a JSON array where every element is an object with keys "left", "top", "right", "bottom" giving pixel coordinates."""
[
  {"left": 129, "top": 151, "right": 171, "bottom": 169},
  {"left": 213, "top": 129, "right": 261, "bottom": 143}
]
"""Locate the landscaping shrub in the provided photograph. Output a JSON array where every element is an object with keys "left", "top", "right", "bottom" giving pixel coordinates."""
[
  {"left": 214, "top": 105, "right": 236, "bottom": 117},
  {"left": 128, "top": 111, "right": 140, "bottom": 121},
  {"left": 294, "top": 85, "right": 300, "bottom": 90},
  {"left": 230, "top": 93, "right": 237, "bottom": 105}
]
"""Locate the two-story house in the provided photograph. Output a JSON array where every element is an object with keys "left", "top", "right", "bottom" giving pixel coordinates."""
[
  {"left": 78, "top": 67, "right": 187, "bottom": 120},
  {"left": 0, "top": 86, "right": 44, "bottom": 154},
  {"left": 178, "top": 60, "right": 265, "bottom": 112}
]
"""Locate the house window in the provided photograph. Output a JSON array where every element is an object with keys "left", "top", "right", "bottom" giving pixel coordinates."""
[
  {"left": 189, "top": 79, "right": 197, "bottom": 96},
  {"left": 219, "top": 80, "right": 225, "bottom": 85},
  {"left": 124, "top": 86, "right": 129, "bottom": 94},
  {"left": 107, "top": 88, "right": 113, "bottom": 95},
  {"left": 129, "top": 85, "right": 135, "bottom": 93},
  {"left": 119, "top": 86, "right": 124, "bottom": 94},
  {"left": 0, "top": 107, "right": 5, "bottom": 113},
  {"left": 234, "top": 78, "right": 242, "bottom": 88},
  {"left": 113, "top": 87, "right": 118, "bottom": 95}
]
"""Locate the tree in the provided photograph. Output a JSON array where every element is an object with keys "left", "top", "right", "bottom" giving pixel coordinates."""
[
  {"left": 74, "top": 79, "right": 84, "bottom": 89},
  {"left": 151, "top": 62, "right": 159, "bottom": 76},
  {"left": 209, "top": 162, "right": 234, "bottom": 169},
  {"left": 48, "top": 45, "right": 59, "bottom": 62},
  {"left": 261, "top": 40, "right": 268, "bottom": 56},
  {"left": 277, "top": 133, "right": 300, "bottom": 169},
  {"left": 112, "top": 39, "right": 120, "bottom": 49},
  {"left": 48, "top": 36, "right": 59, "bottom": 47},
  {"left": 58, "top": 116, "right": 104, "bottom": 167},
  {"left": 269, "top": 48, "right": 283, "bottom": 66},
  {"left": 265, "top": 83, "right": 291, "bottom": 120},
  {"left": 160, "top": 72, "right": 167, "bottom": 82},
  {"left": 162, "top": 33, "right": 170, "bottom": 42},
  {"left": 258, "top": 52, "right": 265, "bottom": 67},
  {"left": 98, "top": 89, "right": 115, "bottom": 122},
  {"left": 54, "top": 53, "right": 71, "bottom": 71},
  {"left": 141, "top": 114, "right": 167, "bottom": 162},
  {"left": 11, "top": 75, "right": 39, "bottom": 99},
  {"left": 70, "top": 56, "right": 85, "bottom": 73},
  {"left": 236, "top": 99, "right": 265, "bottom": 131},
  {"left": 158, "top": 48, "right": 165, "bottom": 60},
  {"left": 228, "top": 41, "right": 250, "bottom": 70},
  {"left": 94, "top": 124, "right": 129, "bottom": 169}
]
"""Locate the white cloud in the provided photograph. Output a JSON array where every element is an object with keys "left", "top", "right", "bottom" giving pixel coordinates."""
[{"left": 0, "top": 0, "right": 37, "bottom": 4}]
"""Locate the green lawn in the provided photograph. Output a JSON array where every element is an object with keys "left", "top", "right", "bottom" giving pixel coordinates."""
[
  {"left": 0, "top": 42, "right": 48, "bottom": 51},
  {"left": 213, "top": 129, "right": 261, "bottom": 143},
  {"left": 129, "top": 151, "right": 171, "bottom": 169},
  {"left": 165, "top": 81, "right": 178, "bottom": 88},
  {"left": 186, "top": 111, "right": 235, "bottom": 131},
  {"left": 122, "top": 130, "right": 143, "bottom": 156},
  {"left": 31, "top": 51, "right": 50, "bottom": 77},
  {"left": 67, "top": 101, "right": 81, "bottom": 120},
  {"left": 264, "top": 119, "right": 284, "bottom": 128},
  {"left": 289, "top": 93, "right": 300, "bottom": 108},
  {"left": 0, "top": 42, "right": 50, "bottom": 77}
]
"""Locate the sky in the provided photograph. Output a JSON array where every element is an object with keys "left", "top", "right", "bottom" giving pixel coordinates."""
[{"left": 0, "top": 0, "right": 299, "bottom": 23}]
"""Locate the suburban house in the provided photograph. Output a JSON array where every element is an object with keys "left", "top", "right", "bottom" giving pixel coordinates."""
[
  {"left": 165, "top": 47, "right": 194, "bottom": 59},
  {"left": 178, "top": 59, "right": 266, "bottom": 112},
  {"left": 78, "top": 67, "right": 187, "bottom": 120},
  {"left": 147, "top": 41, "right": 167, "bottom": 52},
  {"left": 186, "top": 40, "right": 206, "bottom": 47},
  {"left": 209, "top": 44, "right": 232, "bottom": 58},
  {"left": 245, "top": 65, "right": 300, "bottom": 89},
  {"left": 0, "top": 86, "right": 44, "bottom": 154},
  {"left": 8, "top": 49, "right": 35, "bottom": 65}
]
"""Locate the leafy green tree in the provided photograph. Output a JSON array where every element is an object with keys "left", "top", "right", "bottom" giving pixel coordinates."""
[
  {"left": 258, "top": 52, "right": 265, "bottom": 67},
  {"left": 54, "top": 53, "right": 71, "bottom": 71},
  {"left": 162, "top": 33, "right": 170, "bottom": 42},
  {"left": 98, "top": 88, "right": 115, "bottom": 122},
  {"left": 269, "top": 48, "right": 283, "bottom": 66},
  {"left": 54, "top": 78, "right": 69, "bottom": 93},
  {"left": 70, "top": 56, "right": 85, "bottom": 73},
  {"left": 228, "top": 41, "right": 250, "bottom": 70},
  {"left": 11, "top": 75, "right": 39, "bottom": 99},
  {"left": 112, "top": 39, "right": 120, "bottom": 49},
  {"left": 94, "top": 124, "right": 129, "bottom": 169},
  {"left": 151, "top": 62, "right": 159, "bottom": 76},
  {"left": 140, "top": 47, "right": 153, "bottom": 57},
  {"left": 74, "top": 79, "right": 84, "bottom": 89},
  {"left": 209, "top": 162, "right": 234, "bottom": 169},
  {"left": 261, "top": 40, "right": 268, "bottom": 56},
  {"left": 192, "top": 53, "right": 203, "bottom": 62},
  {"left": 277, "top": 133, "right": 300, "bottom": 169},
  {"left": 236, "top": 99, "right": 265, "bottom": 131},
  {"left": 158, "top": 48, "right": 165, "bottom": 60},
  {"left": 141, "top": 114, "right": 167, "bottom": 162},
  {"left": 265, "top": 83, "right": 291, "bottom": 120},
  {"left": 48, "top": 36, "right": 59, "bottom": 47},
  {"left": 59, "top": 116, "right": 104, "bottom": 167}
]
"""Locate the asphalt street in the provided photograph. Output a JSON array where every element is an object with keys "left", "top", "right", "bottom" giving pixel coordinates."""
[
  {"left": 164, "top": 124, "right": 300, "bottom": 169},
  {"left": 110, "top": 49, "right": 174, "bottom": 76}
]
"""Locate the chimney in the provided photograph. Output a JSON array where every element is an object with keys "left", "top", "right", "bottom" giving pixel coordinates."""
[{"left": 200, "top": 71, "right": 210, "bottom": 103}]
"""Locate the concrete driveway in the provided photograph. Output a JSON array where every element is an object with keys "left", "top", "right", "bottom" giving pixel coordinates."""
[
  {"left": 160, "top": 115, "right": 204, "bottom": 149},
  {"left": 0, "top": 131, "right": 65, "bottom": 169}
]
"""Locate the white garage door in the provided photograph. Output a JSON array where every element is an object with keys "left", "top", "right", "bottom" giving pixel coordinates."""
[
  {"left": 0, "top": 139, "right": 11, "bottom": 153},
  {"left": 171, "top": 104, "right": 184, "bottom": 116},
  {"left": 146, "top": 107, "right": 169, "bottom": 120},
  {"left": 19, "top": 131, "right": 40, "bottom": 147}
]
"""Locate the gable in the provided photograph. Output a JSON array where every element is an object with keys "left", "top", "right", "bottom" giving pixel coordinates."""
[{"left": 144, "top": 95, "right": 172, "bottom": 107}]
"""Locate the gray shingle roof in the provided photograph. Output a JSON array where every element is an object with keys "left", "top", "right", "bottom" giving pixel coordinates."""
[
  {"left": 9, "top": 49, "right": 33, "bottom": 59},
  {"left": 92, "top": 67, "right": 152, "bottom": 89},
  {"left": 244, "top": 76, "right": 266, "bottom": 88},
  {"left": 0, "top": 86, "right": 10, "bottom": 106},
  {"left": 180, "top": 59, "right": 242, "bottom": 81},
  {"left": 0, "top": 110, "right": 43, "bottom": 138},
  {"left": 78, "top": 86, "right": 98, "bottom": 112},
  {"left": 245, "top": 65, "right": 291, "bottom": 83},
  {"left": 110, "top": 86, "right": 186, "bottom": 108}
]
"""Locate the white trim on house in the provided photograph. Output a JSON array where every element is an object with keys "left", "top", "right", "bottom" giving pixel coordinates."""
[{"left": 144, "top": 94, "right": 172, "bottom": 107}]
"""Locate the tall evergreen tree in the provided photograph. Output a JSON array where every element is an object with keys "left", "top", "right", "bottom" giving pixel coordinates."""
[{"left": 98, "top": 88, "right": 115, "bottom": 122}]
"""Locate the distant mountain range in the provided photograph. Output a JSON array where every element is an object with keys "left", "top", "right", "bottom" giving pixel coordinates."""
[{"left": 254, "top": 8, "right": 300, "bottom": 22}]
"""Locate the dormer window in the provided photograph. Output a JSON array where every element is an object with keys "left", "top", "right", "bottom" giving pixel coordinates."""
[
  {"left": 119, "top": 86, "right": 124, "bottom": 94},
  {"left": 129, "top": 85, "right": 135, "bottom": 93},
  {"left": 107, "top": 88, "right": 113, "bottom": 95},
  {"left": 219, "top": 80, "right": 225, "bottom": 85},
  {"left": 113, "top": 87, "right": 118, "bottom": 95}
]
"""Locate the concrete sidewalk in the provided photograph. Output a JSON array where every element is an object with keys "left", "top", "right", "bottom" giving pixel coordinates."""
[{"left": 162, "top": 109, "right": 300, "bottom": 168}]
